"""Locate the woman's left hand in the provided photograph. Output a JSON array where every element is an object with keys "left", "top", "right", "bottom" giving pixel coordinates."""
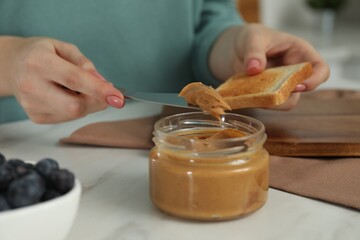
[{"left": 209, "top": 23, "right": 330, "bottom": 110}]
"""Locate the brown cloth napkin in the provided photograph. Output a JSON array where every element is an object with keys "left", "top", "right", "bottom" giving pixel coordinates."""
[
  {"left": 61, "top": 116, "right": 158, "bottom": 149},
  {"left": 60, "top": 90, "right": 360, "bottom": 210},
  {"left": 270, "top": 156, "right": 360, "bottom": 209}
]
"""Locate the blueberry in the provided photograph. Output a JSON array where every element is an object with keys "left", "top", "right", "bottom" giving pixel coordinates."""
[
  {"left": 6, "top": 159, "right": 25, "bottom": 170},
  {"left": 25, "top": 163, "right": 35, "bottom": 169},
  {"left": 4, "top": 159, "right": 35, "bottom": 178},
  {"left": 35, "top": 158, "right": 59, "bottom": 178},
  {"left": 42, "top": 188, "right": 62, "bottom": 201},
  {"left": 0, "top": 166, "right": 15, "bottom": 190},
  {"left": 5, "top": 159, "right": 26, "bottom": 175},
  {"left": 6, "top": 171, "right": 45, "bottom": 208},
  {"left": 0, "top": 193, "right": 11, "bottom": 211},
  {"left": 48, "top": 169, "right": 75, "bottom": 194},
  {"left": 0, "top": 152, "right": 6, "bottom": 166},
  {"left": 14, "top": 165, "right": 35, "bottom": 178}
]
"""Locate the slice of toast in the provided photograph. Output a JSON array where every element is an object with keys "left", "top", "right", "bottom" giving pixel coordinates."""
[{"left": 216, "top": 62, "right": 313, "bottom": 109}]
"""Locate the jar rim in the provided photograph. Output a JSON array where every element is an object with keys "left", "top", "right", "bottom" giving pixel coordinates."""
[
  {"left": 154, "top": 112, "right": 265, "bottom": 139},
  {"left": 153, "top": 112, "right": 266, "bottom": 154}
]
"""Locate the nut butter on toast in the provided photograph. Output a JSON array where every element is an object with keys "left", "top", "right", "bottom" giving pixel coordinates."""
[
  {"left": 216, "top": 62, "right": 313, "bottom": 109},
  {"left": 179, "top": 82, "right": 231, "bottom": 119}
]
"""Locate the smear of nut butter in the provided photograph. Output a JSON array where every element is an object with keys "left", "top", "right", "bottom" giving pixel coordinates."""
[
  {"left": 208, "top": 128, "right": 247, "bottom": 139},
  {"left": 188, "top": 128, "right": 248, "bottom": 152},
  {"left": 179, "top": 82, "right": 231, "bottom": 119}
]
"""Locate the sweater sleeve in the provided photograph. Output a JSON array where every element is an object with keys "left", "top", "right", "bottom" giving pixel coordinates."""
[{"left": 192, "top": 0, "right": 244, "bottom": 87}]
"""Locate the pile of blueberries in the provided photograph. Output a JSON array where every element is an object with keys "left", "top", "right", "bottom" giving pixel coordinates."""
[{"left": 0, "top": 152, "right": 75, "bottom": 212}]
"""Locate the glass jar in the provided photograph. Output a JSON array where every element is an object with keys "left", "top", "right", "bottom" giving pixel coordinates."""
[{"left": 149, "top": 112, "right": 269, "bottom": 221}]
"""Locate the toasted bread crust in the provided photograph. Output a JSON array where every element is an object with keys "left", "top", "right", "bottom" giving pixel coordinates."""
[{"left": 218, "top": 62, "right": 313, "bottom": 109}]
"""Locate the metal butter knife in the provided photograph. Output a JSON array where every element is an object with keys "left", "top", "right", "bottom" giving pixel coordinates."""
[{"left": 119, "top": 88, "right": 199, "bottom": 109}]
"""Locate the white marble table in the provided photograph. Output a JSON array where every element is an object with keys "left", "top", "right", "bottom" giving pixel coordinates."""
[{"left": 1, "top": 81, "right": 360, "bottom": 240}]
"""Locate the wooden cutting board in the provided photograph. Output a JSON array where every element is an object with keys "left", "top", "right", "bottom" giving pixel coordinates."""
[
  {"left": 234, "top": 89, "right": 360, "bottom": 157},
  {"left": 163, "top": 89, "right": 360, "bottom": 157}
]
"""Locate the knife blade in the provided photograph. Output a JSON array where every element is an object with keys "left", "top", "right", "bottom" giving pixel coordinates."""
[{"left": 119, "top": 88, "right": 199, "bottom": 109}]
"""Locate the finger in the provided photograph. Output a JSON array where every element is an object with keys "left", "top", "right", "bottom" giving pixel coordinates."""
[
  {"left": 303, "top": 61, "right": 330, "bottom": 91},
  {"left": 293, "top": 84, "right": 307, "bottom": 92},
  {"left": 27, "top": 112, "right": 56, "bottom": 124},
  {"left": 238, "top": 29, "right": 267, "bottom": 75},
  {"left": 246, "top": 58, "right": 263, "bottom": 75},
  {"left": 22, "top": 80, "right": 104, "bottom": 123},
  {"left": 51, "top": 39, "right": 109, "bottom": 82},
  {"left": 272, "top": 37, "right": 330, "bottom": 91},
  {"left": 79, "top": 94, "right": 109, "bottom": 114},
  {"left": 50, "top": 39, "right": 96, "bottom": 71},
  {"left": 27, "top": 89, "right": 107, "bottom": 123},
  {"left": 33, "top": 82, "right": 88, "bottom": 120},
  {"left": 45, "top": 83, "right": 108, "bottom": 120},
  {"left": 29, "top": 112, "right": 83, "bottom": 124},
  {"left": 17, "top": 95, "right": 59, "bottom": 124},
  {"left": 42, "top": 56, "right": 124, "bottom": 108}
]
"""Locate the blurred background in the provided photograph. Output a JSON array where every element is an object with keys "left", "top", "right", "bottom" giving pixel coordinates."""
[{"left": 237, "top": 0, "right": 360, "bottom": 89}]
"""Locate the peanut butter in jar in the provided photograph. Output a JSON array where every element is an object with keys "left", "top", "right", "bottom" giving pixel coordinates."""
[{"left": 149, "top": 112, "right": 269, "bottom": 221}]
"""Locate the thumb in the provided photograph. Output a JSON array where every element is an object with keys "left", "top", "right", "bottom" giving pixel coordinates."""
[
  {"left": 242, "top": 38, "right": 267, "bottom": 75},
  {"left": 246, "top": 58, "right": 264, "bottom": 75}
]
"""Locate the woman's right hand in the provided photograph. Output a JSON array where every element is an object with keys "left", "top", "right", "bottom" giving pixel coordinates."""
[{"left": 0, "top": 37, "right": 124, "bottom": 123}]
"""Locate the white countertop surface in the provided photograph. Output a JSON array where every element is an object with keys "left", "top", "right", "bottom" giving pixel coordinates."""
[{"left": 1, "top": 86, "right": 360, "bottom": 240}]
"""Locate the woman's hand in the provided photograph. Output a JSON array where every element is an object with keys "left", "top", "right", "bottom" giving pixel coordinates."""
[
  {"left": 209, "top": 23, "right": 330, "bottom": 110},
  {"left": 0, "top": 37, "right": 124, "bottom": 123}
]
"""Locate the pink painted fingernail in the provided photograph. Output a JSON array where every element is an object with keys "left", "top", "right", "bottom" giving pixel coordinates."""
[
  {"left": 295, "top": 84, "right": 307, "bottom": 92},
  {"left": 247, "top": 59, "right": 261, "bottom": 71},
  {"left": 246, "top": 59, "right": 262, "bottom": 75},
  {"left": 106, "top": 95, "right": 124, "bottom": 108}
]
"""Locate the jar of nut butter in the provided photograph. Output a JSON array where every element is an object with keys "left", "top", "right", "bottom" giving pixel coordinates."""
[{"left": 149, "top": 112, "right": 269, "bottom": 221}]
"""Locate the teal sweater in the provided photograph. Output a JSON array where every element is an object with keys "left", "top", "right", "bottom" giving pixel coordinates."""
[{"left": 0, "top": 0, "right": 242, "bottom": 123}]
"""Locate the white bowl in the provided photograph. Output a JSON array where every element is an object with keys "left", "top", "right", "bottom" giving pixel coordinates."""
[{"left": 0, "top": 178, "right": 81, "bottom": 240}]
